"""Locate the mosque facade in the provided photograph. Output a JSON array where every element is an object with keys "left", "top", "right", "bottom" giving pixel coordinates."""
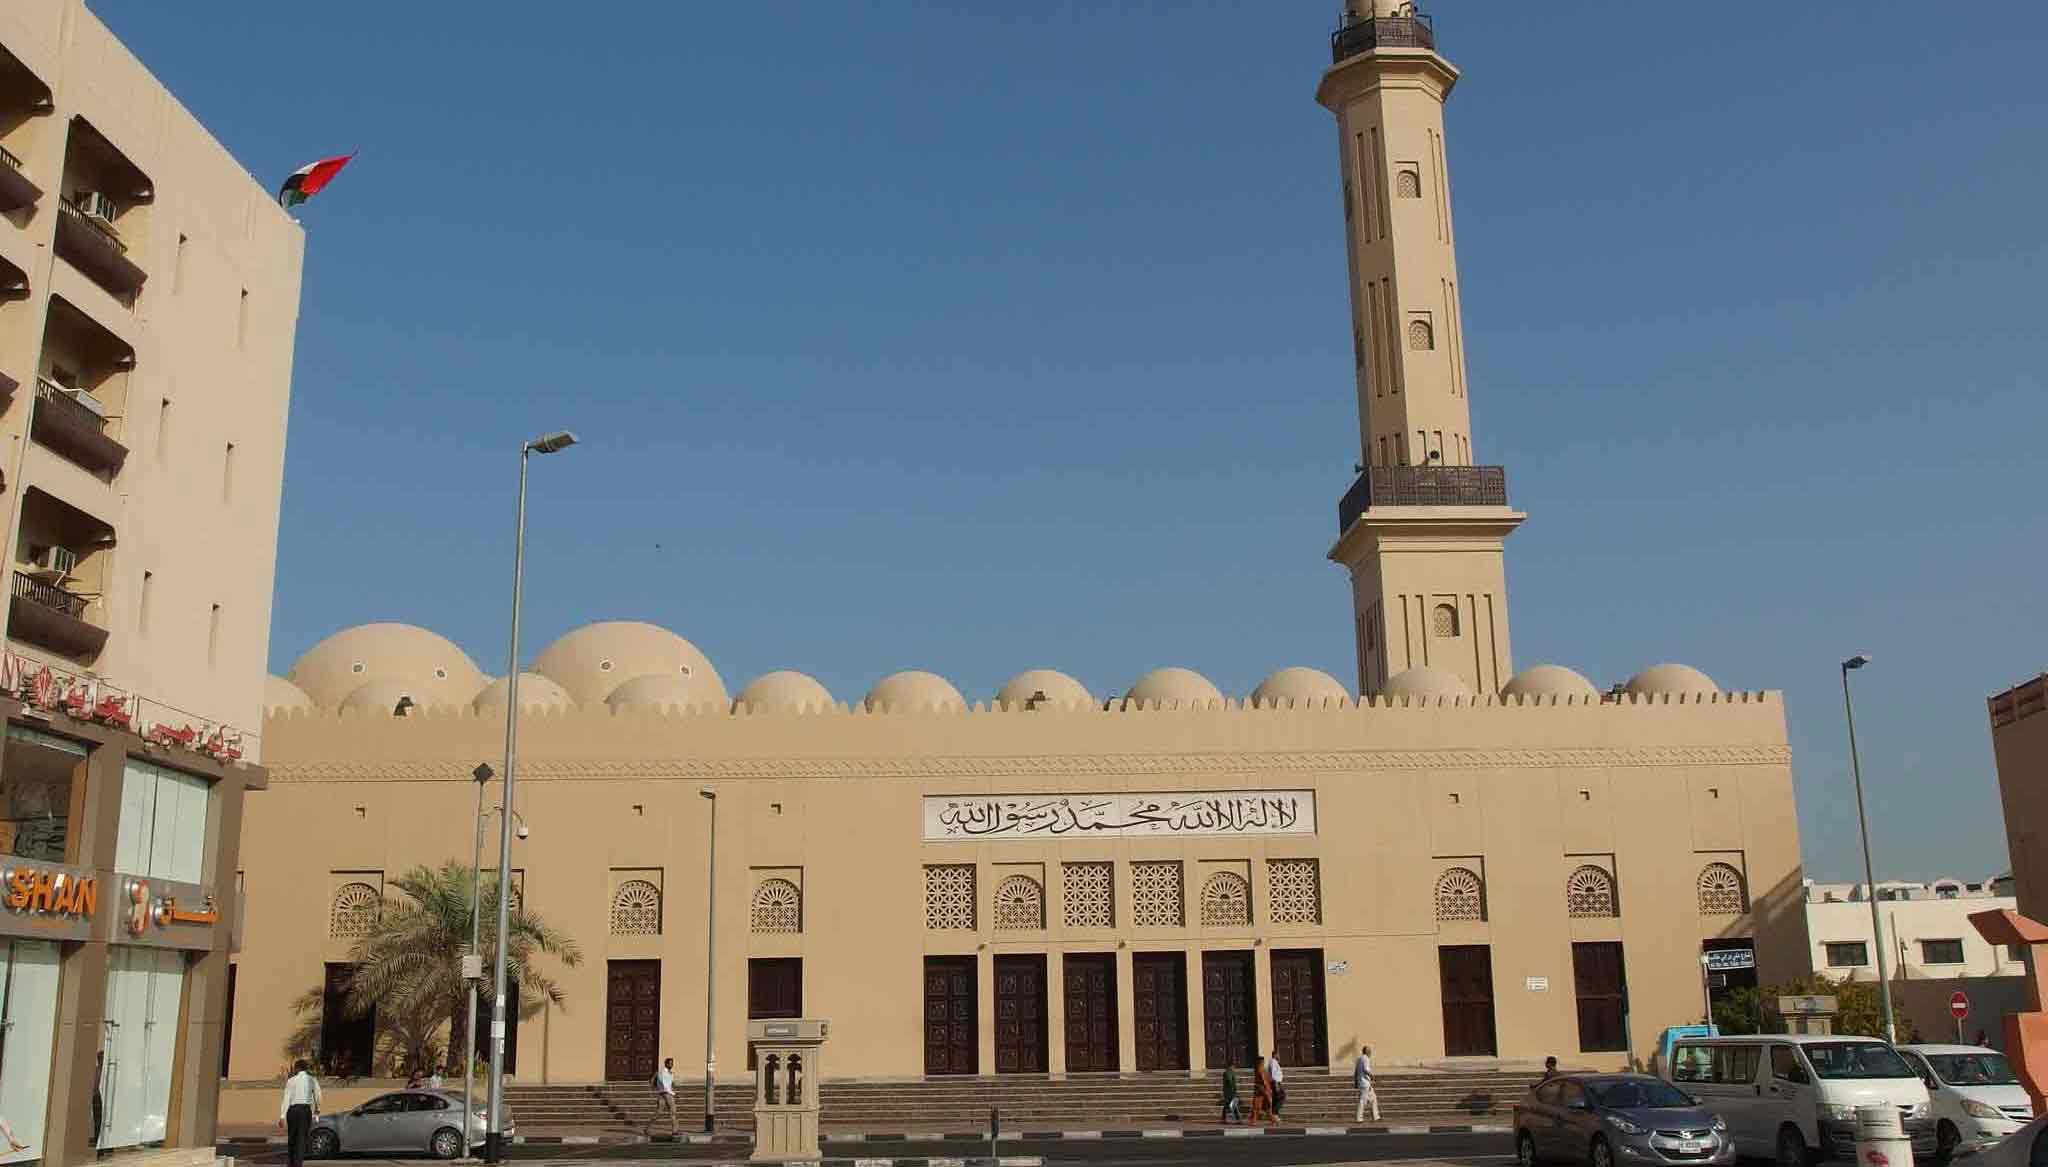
[{"left": 225, "top": 1, "right": 1810, "bottom": 1089}]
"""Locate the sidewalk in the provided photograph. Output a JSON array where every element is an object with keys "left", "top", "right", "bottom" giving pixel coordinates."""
[{"left": 217, "top": 1118, "right": 1514, "bottom": 1147}]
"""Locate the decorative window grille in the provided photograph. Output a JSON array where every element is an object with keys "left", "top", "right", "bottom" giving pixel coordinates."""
[
  {"left": 1407, "top": 318, "right": 1434, "bottom": 350},
  {"left": 993, "top": 874, "right": 1045, "bottom": 931},
  {"left": 751, "top": 878, "right": 802, "bottom": 933},
  {"left": 1063, "top": 862, "right": 1114, "bottom": 928},
  {"left": 1396, "top": 168, "right": 1422, "bottom": 198},
  {"left": 1431, "top": 604, "right": 1459, "bottom": 638},
  {"left": 1267, "top": 859, "right": 1322, "bottom": 924},
  {"left": 1199, "top": 872, "right": 1252, "bottom": 928},
  {"left": 1132, "top": 861, "right": 1184, "bottom": 927},
  {"left": 1435, "top": 867, "right": 1486, "bottom": 922},
  {"left": 610, "top": 879, "right": 662, "bottom": 935},
  {"left": 330, "top": 882, "right": 380, "bottom": 938},
  {"left": 925, "top": 864, "right": 977, "bottom": 930},
  {"left": 1697, "top": 863, "right": 1748, "bottom": 916},
  {"left": 1565, "top": 865, "right": 1618, "bottom": 919}
]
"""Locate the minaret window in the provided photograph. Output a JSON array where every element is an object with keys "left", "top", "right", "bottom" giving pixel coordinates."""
[
  {"left": 1431, "top": 604, "right": 1459, "bottom": 638},
  {"left": 1407, "top": 317, "right": 1435, "bottom": 351},
  {"left": 1396, "top": 167, "right": 1422, "bottom": 199}
]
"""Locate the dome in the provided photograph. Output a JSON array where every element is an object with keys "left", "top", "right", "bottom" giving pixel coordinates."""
[
  {"left": 472, "top": 673, "right": 576, "bottom": 714},
  {"left": 736, "top": 671, "right": 835, "bottom": 714},
  {"left": 1124, "top": 667, "right": 1224, "bottom": 708},
  {"left": 1624, "top": 662, "right": 1718, "bottom": 696},
  {"left": 1251, "top": 667, "right": 1349, "bottom": 707},
  {"left": 288, "top": 623, "right": 487, "bottom": 708},
  {"left": 1502, "top": 665, "right": 1600, "bottom": 700},
  {"left": 605, "top": 673, "right": 719, "bottom": 714},
  {"left": 864, "top": 670, "right": 967, "bottom": 713},
  {"left": 530, "top": 621, "right": 727, "bottom": 707},
  {"left": 995, "top": 669, "right": 1093, "bottom": 711},
  {"left": 338, "top": 678, "right": 424, "bottom": 717},
  {"left": 264, "top": 674, "right": 315, "bottom": 714},
  {"left": 1382, "top": 665, "right": 1473, "bottom": 700}
]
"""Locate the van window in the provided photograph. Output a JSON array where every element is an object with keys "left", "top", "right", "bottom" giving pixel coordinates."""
[
  {"left": 1720, "top": 1044, "right": 1761, "bottom": 1085},
  {"left": 1803, "top": 1042, "right": 1915, "bottom": 1080},
  {"left": 1771, "top": 1045, "right": 1810, "bottom": 1084},
  {"left": 1673, "top": 1045, "right": 1712, "bottom": 1083},
  {"left": 1924, "top": 1052, "right": 2019, "bottom": 1086},
  {"left": 1674, "top": 1043, "right": 1761, "bottom": 1085}
]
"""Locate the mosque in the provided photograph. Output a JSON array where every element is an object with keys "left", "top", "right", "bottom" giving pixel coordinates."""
[{"left": 225, "top": 1, "right": 1808, "bottom": 1089}]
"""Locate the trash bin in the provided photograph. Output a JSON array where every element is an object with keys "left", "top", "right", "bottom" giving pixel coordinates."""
[{"left": 1855, "top": 1104, "right": 1912, "bottom": 1167}]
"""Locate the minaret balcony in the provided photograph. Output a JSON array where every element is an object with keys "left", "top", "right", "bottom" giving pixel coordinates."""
[
  {"left": 1337, "top": 464, "right": 1506, "bottom": 534},
  {"left": 1331, "top": 13, "right": 1435, "bottom": 63}
]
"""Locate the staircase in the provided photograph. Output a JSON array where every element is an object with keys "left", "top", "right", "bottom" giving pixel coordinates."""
[{"left": 502, "top": 1069, "right": 1539, "bottom": 1132}]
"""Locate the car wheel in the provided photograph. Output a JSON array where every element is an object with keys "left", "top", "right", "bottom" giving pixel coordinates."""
[
  {"left": 1518, "top": 1132, "right": 1539, "bottom": 1167},
  {"left": 307, "top": 1128, "right": 339, "bottom": 1159},
  {"left": 1935, "top": 1120, "right": 1960, "bottom": 1162},
  {"left": 1591, "top": 1135, "right": 1615, "bottom": 1167},
  {"left": 1776, "top": 1124, "right": 1809, "bottom": 1167},
  {"left": 431, "top": 1127, "right": 464, "bottom": 1159}
]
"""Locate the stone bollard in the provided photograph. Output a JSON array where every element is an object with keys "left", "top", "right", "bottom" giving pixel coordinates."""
[{"left": 1855, "top": 1103, "right": 1912, "bottom": 1167}]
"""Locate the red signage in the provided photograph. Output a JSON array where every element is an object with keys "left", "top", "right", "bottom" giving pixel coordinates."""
[
  {"left": 1950, "top": 991, "right": 1970, "bottom": 1021},
  {"left": 4, "top": 865, "right": 97, "bottom": 919}
]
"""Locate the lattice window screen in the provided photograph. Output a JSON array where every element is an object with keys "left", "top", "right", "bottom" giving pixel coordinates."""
[
  {"left": 925, "top": 864, "right": 977, "bottom": 930},
  {"left": 1132, "top": 861, "right": 1184, "bottom": 928},
  {"left": 1063, "top": 862, "right": 1114, "bottom": 928},
  {"left": 1267, "top": 859, "right": 1321, "bottom": 924}
]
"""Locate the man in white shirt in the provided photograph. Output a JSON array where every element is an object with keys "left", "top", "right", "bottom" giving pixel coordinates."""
[
  {"left": 278, "top": 1060, "right": 322, "bottom": 1167},
  {"left": 1265, "top": 1051, "right": 1285, "bottom": 1116},
  {"left": 1354, "top": 1044, "right": 1380, "bottom": 1122},
  {"left": 645, "top": 1057, "right": 679, "bottom": 1137}
]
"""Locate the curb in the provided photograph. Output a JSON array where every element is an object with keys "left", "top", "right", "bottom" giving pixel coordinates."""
[{"left": 219, "top": 1123, "right": 1508, "bottom": 1149}]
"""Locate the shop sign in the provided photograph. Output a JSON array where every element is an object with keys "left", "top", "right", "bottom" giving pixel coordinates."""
[
  {"left": 0, "top": 860, "right": 99, "bottom": 941},
  {"left": 925, "top": 790, "right": 1316, "bottom": 841},
  {"left": 113, "top": 875, "right": 222, "bottom": 951},
  {"left": 1525, "top": 976, "right": 1550, "bottom": 992},
  {"left": 1704, "top": 948, "right": 1755, "bottom": 972}
]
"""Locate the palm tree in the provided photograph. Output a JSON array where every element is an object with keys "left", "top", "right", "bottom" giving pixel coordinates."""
[{"left": 320, "top": 861, "right": 582, "bottom": 1076}]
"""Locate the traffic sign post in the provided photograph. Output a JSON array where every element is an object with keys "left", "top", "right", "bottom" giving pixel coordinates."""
[{"left": 1951, "top": 991, "right": 1970, "bottom": 1043}]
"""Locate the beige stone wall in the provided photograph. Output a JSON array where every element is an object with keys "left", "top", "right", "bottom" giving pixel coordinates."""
[
  {"left": 233, "top": 691, "right": 1806, "bottom": 1083},
  {"left": 1989, "top": 676, "right": 2047, "bottom": 922}
]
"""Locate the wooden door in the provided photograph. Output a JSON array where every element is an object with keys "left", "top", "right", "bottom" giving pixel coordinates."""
[
  {"left": 748, "top": 958, "right": 802, "bottom": 1018},
  {"left": 1438, "top": 944, "right": 1498, "bottom": 1057},
  {"left": 1062, "top": 953, "right": 1118, "bottom": 1072},
  {"left": 923, "top": 956, "right": 978, "bottom": 1076},
  {"left": 1270, "top": 949, "right": 1328, "bottom": 1066},
  {"left": 1571, "top": 942, "right": 1628, "bottom": 1053},
  {"left": 994, "top": 954, "right": 1048, "bottom": 1073},
  {"left": 605, "top": 960, "right": 661, "bottom": 1081},
  {"left": 1201, "top": 951, "right": 1257, "bottom": 1072},
  {"left": 1132, "top": 952, "right": 1188, "bottom": 1071},
  {"left": 319, "top": 962, "right": 375, "bottom": 1077}
]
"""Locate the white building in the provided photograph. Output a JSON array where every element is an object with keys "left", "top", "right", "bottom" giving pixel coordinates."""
[{"left": 1805, "top": 877, "right": 2026, "bottom": 982}]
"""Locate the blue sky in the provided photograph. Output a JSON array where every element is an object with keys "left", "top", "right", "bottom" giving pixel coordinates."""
[{"left": 96, "top": 2, "right": 2048, "bottom": 882}]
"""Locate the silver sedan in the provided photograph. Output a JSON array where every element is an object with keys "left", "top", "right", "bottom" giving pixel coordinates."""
[{"left": 307, "top": 1089, "right": 511, "bottom": 1159}]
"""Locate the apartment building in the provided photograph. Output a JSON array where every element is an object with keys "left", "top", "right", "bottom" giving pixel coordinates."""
[{"left": 0, "top": 1, "right": 303, "bottom": 1163}]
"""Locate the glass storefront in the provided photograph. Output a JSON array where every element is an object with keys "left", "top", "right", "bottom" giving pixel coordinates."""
[
  {"left": 115, "top": 759, "right": 209, "bottom": 883},
  {"left": 98, "top": 946, "right": 184, "bottom": 1150},
  {"left": 0, "top": 941, "right": 60, "bottom": 1165},
  {"left": 0, "top": 728, "right": 87, "bottom": 864}
]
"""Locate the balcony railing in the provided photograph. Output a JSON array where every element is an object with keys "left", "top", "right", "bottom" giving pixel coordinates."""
[
  {"left": 53, "top": 200, "right": 146, "bottom": 300},
  {"left": 8, "top": 570, "right": 107, "bottom": 661},
  {"left": 1331, "top": 13, "right": 1436, "bottom": 63},
  {"left": 31, "top": 377, "right": 127, "bottom": 476},
  {"left": 1337, "top": 464, "right": 1507, "bottom": 533},
  {"left": 0, "top": 142, "right": 38, "bottom": 214},
  {"left": 12, "top": 570, "right": 86, "bottom": 617}
]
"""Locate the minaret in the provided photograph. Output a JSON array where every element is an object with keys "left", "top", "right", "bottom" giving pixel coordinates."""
[{"left": 1319, "top": 2, "right": 1525, "bottom": 698}]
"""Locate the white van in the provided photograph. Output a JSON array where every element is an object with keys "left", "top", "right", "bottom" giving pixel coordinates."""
[
  {"left": 1667, "top": 1035, "right": 1933, "bottom": 1166},
  {"left": 1897, "top": 1044, "right": 2036, "bottom": 1157}
]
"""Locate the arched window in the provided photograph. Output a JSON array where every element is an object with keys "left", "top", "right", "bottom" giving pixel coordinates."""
[
  {"left": 1199, "top": 872, "right": 1252, "bottom": 928},
  {"left": 1396, "top": 168, "right": 1422, "bottom": 199},
  {"left": 993, "top": 874, "right": 1045, "bottom": 930},
  {"left": 1431, "top": 603, "right": 1460, "bottom": 638},
  {"left": 751, "top": 878, "right": 802, "bottom": 934},
  {"left": 1565, "top": 865, "right": 1618, "bottom": 918},
  {"left": 1435, "top": 867, "right": 1485, "bottom": 922},
  {"left": 330, "top": 882, "right": 380, "bottom": 938},
  {"left": 610, "top": 879, "right": 661, "bottom": 936},
  {"left": 1407, "top": 318, "right": 1434, "bottom": 350},
  {"left": 1697, "top": 863, "right": 1748, "bottom": 916}
]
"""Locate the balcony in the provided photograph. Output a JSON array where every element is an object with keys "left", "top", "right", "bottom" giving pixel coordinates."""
[
  {"left": 1331, "top": 13, "right": 1436, "bottom": 63},
  {"left": 9, "top": 572, "right": 107, "bottom": 662},
  {"left": 54, "top": 200, "right": 145, "bottom": 301},
  {"left": 1337, "top": 464, "right": 1507, "bottom": 533},
  {"left": 0, "top": 143, "right": 39, "bottom": 215},
  {"left": 32, "top": 377, "right": 127, "bottom": 476},
  {"left": 0, "top": 251, "right": 24, "bottom": 301}
]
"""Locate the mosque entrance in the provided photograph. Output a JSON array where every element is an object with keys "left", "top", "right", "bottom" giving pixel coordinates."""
[
  {"left": 1132, "top": 952, "right": 1189, "bottom": 1071},
  {"left": 1062, "top": 953, "right": 1118, "bottom": 1072},
  {"left": 1439, "top": 945, "right": 1498, "bottom": 1057},
  {"left": 923, "top": 956, "right": 978, "bottom": 1075},
  {"left": 1201, "top": 951, "right": 1258, "bottom": 1071},
  {"left": 994, "top": 954, "right": 1048, "bottom": 1073},
  {"left": 605, "top": 960, "right": 661, "bottom": 1081},
  {"left": 1270, "top": 949, "right": 1328, "bottom": 1066}
]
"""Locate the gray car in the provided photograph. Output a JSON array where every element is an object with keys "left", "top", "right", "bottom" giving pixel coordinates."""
[
  {"left": 306, "top": 1088, "right": 509, "bottom": 1159},
  {"left": 1515, "top": 1073, "right": 1736, "bottom": 1167}
]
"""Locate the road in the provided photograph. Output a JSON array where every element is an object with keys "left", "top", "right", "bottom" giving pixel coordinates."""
[{"left": 224, "top": 1131, "right": 1515, "bottom": 1167}]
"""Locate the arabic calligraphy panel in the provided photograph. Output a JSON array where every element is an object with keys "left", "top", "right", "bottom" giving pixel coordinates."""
[{"left": 924, "top": 791, "right": 1315, "bottom": 842}]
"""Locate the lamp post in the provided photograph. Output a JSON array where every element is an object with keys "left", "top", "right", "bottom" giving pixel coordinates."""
[
  {"left": 699, "top": 787, "right": 717, "bottom": 1133},
  {"left": 1698, "top": 951, "right": 1714, "bottom": 1028},
  {"left": 1840, "top": 653, "right": 1898, "bottom": 1043},
  {"left": 463, "top": 768, "right": 529, "bottom": 1159},
  {"left": 485, "top": 430, "right": 577, "bottom": 1163}
]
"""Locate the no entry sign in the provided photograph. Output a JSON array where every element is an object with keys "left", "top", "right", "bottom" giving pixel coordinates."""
[{"left": 1950, "top": 991, "right": 1970, "bottom": 1021}]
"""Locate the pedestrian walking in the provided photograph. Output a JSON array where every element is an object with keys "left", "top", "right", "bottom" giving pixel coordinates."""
[
  {"left": 1266, "top": 1050, "right": 1286, "bottom": 1117},
  {"left": 1220, "top": 1064, "right": 1241, "bottom": 1124},
  {"left": 278, "top": 1059, "right": 322, "bottom": 1167},
  {"left": 1542, "top": 1055, "right": 1559, "bottom": 1079},
  {"left": 1250, "top": 1056, "right": 1273, "bottom": 1124},
  {"left": 0, "top": 1115, "right": 30, "bottom": 1154},
  {"left": 645, "top": 1057, "right": 680, "bottom": 1137},
  {"left": 1354, "top": 1044, "right": 1380, "bottom": 1122}
]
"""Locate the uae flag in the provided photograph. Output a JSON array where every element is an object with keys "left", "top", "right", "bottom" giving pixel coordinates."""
[{"left": 277, "top": 153, "right": 354, "bottom": 208}]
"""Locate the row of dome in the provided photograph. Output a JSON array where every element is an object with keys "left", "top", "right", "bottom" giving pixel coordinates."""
[{"left": 266, "top": 621, "right": 1723, "bottom": 716}]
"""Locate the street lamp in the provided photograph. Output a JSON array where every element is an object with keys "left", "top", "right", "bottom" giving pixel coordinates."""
[
  {"left": 1840, "top": 653, "right": 1898, "bottom": 1042},
  {"left": 484, "top": 430, "right": 577, "bottom": 1163},
  {"left": 463, "top": 764, "right": 532, "bottom": 1159},
  {"left": 699, "top": 787, "right": 718, "bottom": 1133},
  {"left": 1698, "top": 951, "right": 1714, "bottom": 1028}
]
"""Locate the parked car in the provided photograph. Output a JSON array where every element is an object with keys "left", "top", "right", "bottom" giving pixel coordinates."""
[
  {"left": 1513, "top": 1072, "right": 1735, "bottom": 1167},
  {"left": 1666, "top": 1033, "right": 1934, "bottom": 1166},
  {"left": 306, "top": 1088, "right": 510, "bottom": 1159},
  {"left": 1953, "top": 1115, "right": 2048, "bottom": 1167},
  {"left": 1899, "top": 1044, "right": 2036, "bottom": 1158}
]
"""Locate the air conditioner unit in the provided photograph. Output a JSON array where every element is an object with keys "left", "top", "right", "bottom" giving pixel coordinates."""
[
  {"left": 75, "top": 190, "right": 116, "bottom": 224},
  {"left": 26, "top": 546, "right": 78, "bottom": 581}
]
